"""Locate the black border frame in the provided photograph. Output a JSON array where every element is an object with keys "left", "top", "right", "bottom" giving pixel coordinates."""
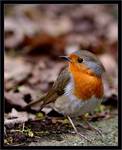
[{"left": 0, "top": 1, "right": 121, "bottom": 149}]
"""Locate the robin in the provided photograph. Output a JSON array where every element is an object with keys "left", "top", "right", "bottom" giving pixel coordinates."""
[{"left": 24, "top": 50, "right": 105, "bottom": 142}]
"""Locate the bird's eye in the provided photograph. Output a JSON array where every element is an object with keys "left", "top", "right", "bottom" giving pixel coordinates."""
[{"left": 77, "top": 57, "right": 83, "bottom": 63}]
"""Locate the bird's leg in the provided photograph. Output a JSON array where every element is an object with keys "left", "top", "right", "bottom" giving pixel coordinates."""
[
  {"left": 81, "top": 115, "right": 103, "bottom": 137},
  {"left": 67, "top": 116, "right": 93, "bottom": 143},
  {"left": 84, "top": 120, "right": 103, "bottom": 137}
]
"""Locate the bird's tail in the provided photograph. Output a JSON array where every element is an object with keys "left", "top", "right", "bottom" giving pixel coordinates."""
[{"left": 23, "top": 90, "right": 58, "bottom": 111}]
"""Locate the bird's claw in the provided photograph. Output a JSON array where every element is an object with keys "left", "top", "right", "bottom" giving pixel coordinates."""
[
  {"left": 93, "top": 127, "right": 103, "bottom": 137},
  {"left": 77, "top": 132, "right": 94, "bottom": 143},
  {"left": 77, "top": 122, "right": 103, "bottom": 137}
]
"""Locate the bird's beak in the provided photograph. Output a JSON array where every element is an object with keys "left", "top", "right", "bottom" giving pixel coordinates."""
[{"left": 59, "top": 56, "right": 71, "bottom": 62}]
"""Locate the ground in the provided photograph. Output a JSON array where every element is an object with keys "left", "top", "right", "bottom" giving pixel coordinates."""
[
  {"left": 28, "top": 115, "right": 118, "bottom": 146},
  {"left": 5, "top": 110, "right": 118, "bottom": 146}
]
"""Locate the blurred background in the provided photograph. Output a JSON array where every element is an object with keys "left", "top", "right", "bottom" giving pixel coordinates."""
[{"left": 4, "top": 4, "right": 118, "bottom": 146}]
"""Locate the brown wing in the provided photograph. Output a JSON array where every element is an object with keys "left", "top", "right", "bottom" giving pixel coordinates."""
[
  {"left": 42, "top": 67, "right": 70, "bottom": 106},
  {"left": 24, "top": 67, "right": 70, "bottom": 109}
]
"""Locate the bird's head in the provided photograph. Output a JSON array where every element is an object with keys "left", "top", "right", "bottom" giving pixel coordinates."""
[{"left": 60, "top": 50, "right": 105, "bottom": 77}]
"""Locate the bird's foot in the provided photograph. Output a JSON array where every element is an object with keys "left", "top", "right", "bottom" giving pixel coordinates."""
[
  {"left": 76, "top": 132, "right": 94, "bottom": 143},
  {"left": 67, "top": 116, "right": 94, "bottom": 143},
  {"left": 80, "top": 116, "right": 103, "bottom": 137},
  {"left": 79, "top": 122, "right": 103, "bottom": 137}
]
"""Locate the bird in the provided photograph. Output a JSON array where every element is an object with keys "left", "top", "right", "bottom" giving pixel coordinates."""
[{"left": 24, "top": 50, "right": 105, "bottom": 142}]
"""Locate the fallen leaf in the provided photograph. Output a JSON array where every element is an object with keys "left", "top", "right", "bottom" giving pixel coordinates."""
[
  {"left": 4, "top": 17, "right": 24, "bottom": 49},
  {"left": 4, "top": 108, "right": 35, "bottom": 125},
  {"left": 4, "top": 55, "right": 32, "bottom": 90},
  {"left": 5, "top": 91, "right": 27, "bottom": 108}
]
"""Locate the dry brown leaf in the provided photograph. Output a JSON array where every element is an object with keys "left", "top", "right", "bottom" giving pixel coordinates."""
[
  {"left": 28, "top": 61, "right": 65, "bottom": 92},
  {"left": 99, "top": 53, "right": 118, "bottom": 98},
  {"left": 4, "top": 108, "right": 35, "bottom": 125},
  {"left": 5, "top": 91, "right": 27, "bottom": 108},
  {"left": 4, "top": 17, "right": 24, "bottom": 49},
  {"left": 4, "top": 55, "right": 32, "bottom": 90},
  {"left": 21, "top": 33, "right": 65, "bottom": 56}
]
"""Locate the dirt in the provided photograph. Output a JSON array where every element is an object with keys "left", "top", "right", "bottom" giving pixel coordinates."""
[{"left": 4, "top": 110, "right": 118, "bottom": 146}]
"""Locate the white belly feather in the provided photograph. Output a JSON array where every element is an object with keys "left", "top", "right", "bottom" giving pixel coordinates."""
[{"left": 54, "top": 79, "right": 102, "bottom": 117}]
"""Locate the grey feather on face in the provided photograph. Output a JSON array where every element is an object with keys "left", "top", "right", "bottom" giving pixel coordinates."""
[
  {"left": 83, "top": 60, "right": 104, "bottom": 76},
  {"left": 74, "top": 50, "right": 105, "bottom": 76}
]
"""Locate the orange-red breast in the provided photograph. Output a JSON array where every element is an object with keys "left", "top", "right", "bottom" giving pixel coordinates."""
[{"left": 25, "top": 50, "right": 105, "bottom": 142}]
